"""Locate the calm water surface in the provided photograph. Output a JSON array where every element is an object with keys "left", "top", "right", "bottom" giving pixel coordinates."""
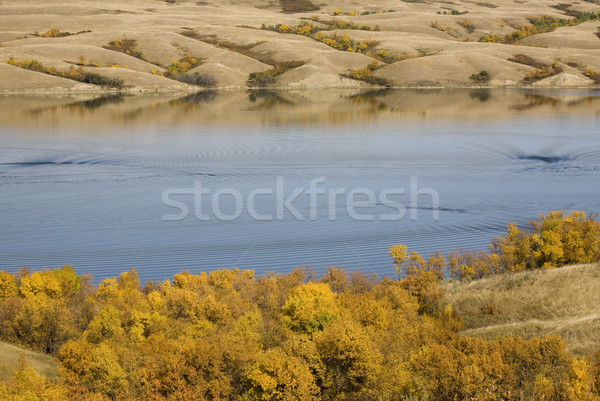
[{"left": 1, "top": 89, "right": 599, "bottom": 281}]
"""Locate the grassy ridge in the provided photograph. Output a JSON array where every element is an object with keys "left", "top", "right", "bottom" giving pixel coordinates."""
[
  {"left": 444, "top": 263, "right": 600, "bottom": 356},
  {"left": 0, "top": 341, "right": 57, "bottom": 382}
]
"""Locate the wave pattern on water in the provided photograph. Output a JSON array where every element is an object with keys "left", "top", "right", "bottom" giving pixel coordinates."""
[{"left": 1, "top": 95, "right": 599, "bottom": 281}]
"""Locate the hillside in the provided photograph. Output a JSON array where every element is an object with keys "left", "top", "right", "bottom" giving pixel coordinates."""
[
  {"left": 0, "top": 341, "right": 58, "bottom": 382},
  {"left": 444, "top": 263, "right": 600, "bottom": 356},
  {"left": 1, "top": 0, "right": 600, "bottom": 92}
]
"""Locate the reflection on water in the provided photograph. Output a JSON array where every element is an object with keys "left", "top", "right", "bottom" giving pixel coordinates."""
[
  {"left": 0, "top": 89, "right": 599, "bottom": 282},
  {"left": 1, "top": 88, "right": 599, "bottom": 128}
]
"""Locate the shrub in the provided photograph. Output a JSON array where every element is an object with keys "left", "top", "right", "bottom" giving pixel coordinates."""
[
  {"left": 104, "top": 38, "right": 144, "bottom": 59},
  {"left": 470, "top": 70, "right": 490, "bottom": 83},
  {"left": 40, "top": 28, "right": 65, "bottom": 38},
  {"left": 171, "top": 72, "right": 216, "bottom": 87},
  {"left": 262, "top": 20, "right": 379, "bottom": 34},
  {"left": 508, "top": 54, "right": 547, "bottom": 69},
  {"left": 166, "top": 52, "right": 201, "bottom": 76},
  {"left": 260, "top": 22, "right": 389, "bottom": 60},
  {"left": 280, "top": 0, "right": 320, "bottom": 13},
  {"left": 458, "top": 19, "right": 476, "bottom": 33},
  {"left": 481, "top": 304, "right": 498, "bottom": 315},
  {"left": 584, "top": 69, "right": 600, "bottom": 84},
  {"left": 7, "top": 58, "right": 124, "bottom": 89},
  {"left": 247, "top": 61, "right": 304, "bottom": 87},
  {"left": 341, "top": 66, "right": 391, "bottom": 86},
  {"left": 480, "top": 13, "right": 600, "bottom": 44},
  {"left": 79, "top": 72, "right": 124, "bottom": 89},
  {"left": 318, "top": 33, "right": 378, "bottom": 54},
  {"left": 523, "top": 62, "right": 562, "bottom": 83}
]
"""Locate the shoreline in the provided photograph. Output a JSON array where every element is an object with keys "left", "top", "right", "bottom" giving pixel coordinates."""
[{"left": 1, "top": 84, "right": 599, "bottom": 96}]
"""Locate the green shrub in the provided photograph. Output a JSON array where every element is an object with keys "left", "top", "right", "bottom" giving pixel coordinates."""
[
  {"left": 171, "top": 72, "right": 216, "bottom": 87},
  {"left": 79, "top": 72, "right": 124, "bottom": 88},
  {"left": 470, "top": 70, "right": 490, "bottom": 83},
  {"left": 280, "top": 0, "right": 320, "bottom": 13}
]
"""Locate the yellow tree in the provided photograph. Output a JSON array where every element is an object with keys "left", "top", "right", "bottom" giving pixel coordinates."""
[
  {"left": 389, "top": 244, "right": 407, "bottom": 278},
  {"left": 243, "top": 347, "right": 320, "bottom": 401},
  {"left": 281, "top": 282, "right": 338, "bottom": 334},
  {"left": 0, "top": 271, "right": 17, "bottom": 300}
]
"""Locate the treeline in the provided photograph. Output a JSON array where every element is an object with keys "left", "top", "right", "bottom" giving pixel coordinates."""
[
  {"left": 391, "top": 210, "right": 600, "bottom": 281},
  {"left": 0, "top": 211, "right": 599, "bottom": 400},
  {"left": 479, "top": 13, "right": 600, "bottom": 44}
]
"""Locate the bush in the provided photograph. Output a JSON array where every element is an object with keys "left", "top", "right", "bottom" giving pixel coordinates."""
[
  {"left": 342, "top": 66, "right": 391, "bottom": 86},
  {"left": 7, "top": 58, "right": 124, "bottom": 89},
  {"left": 508, "top": 54, "right": 547, "bottom": 69},
  {"left": 247, "top": 61, "right": 304, "bottom": 87},
  {"left": 80, "top": 72, "right": 124, "bottom": 89},
  {"left": 458, "top": 19, "right": 476, "bottom": 33},
  {"left": 584, "top": 69, "right": 600, "bottom": 84},
  {"left": 480, "top": 13, "right": 600, "bottom": 44},
  {"left": 280, "top": 0, "right": 320, "bottom": 13},
  {"left": 481, "top": 304, "right": 498, "bottom": 315},
  {"left": 166, "top": 52, "right": 201, "bottom": 76},
  {"left": 470, "top": 70, "right": 490, "bottom": 83},
  {"left": 104, "top": 38, "right": 144, "bottom": 59},
  {"left": 171, "top": 72, "right": 216, "bottom": 87},
  {"left": 523, "top": 62, "right": 562, "bottom": 83},
  {"left": 38, "top": 28, "right": 76, "bottom": 38}
]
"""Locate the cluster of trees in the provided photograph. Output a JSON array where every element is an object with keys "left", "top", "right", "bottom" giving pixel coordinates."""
[
  {"left": 0, "top": 266, "right": 598, "bottom": 400},
  {"left": 391, "top": 210, "right": 600, "bottom": 281},
  {"left": 0, "top": 210, "right": 599, "bottom": 400},
  {"left": 479, "top": 13, "right": 600, "bottom": 44}
]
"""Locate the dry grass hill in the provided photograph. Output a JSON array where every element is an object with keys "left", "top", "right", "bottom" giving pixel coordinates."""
[
  {"left": 0, "top": 342, "right": 58, "bottom": 382},
  {"left": 1, "top": 0, "right": 599, "bottom": 92},
  {"left": 444, "top": 263, "right": 600, "bottom": 356}
]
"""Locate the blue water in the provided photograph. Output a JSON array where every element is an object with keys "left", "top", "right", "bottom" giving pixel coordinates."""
[{"left": 1, "top": 90, "right": 599, "bottom": 282}]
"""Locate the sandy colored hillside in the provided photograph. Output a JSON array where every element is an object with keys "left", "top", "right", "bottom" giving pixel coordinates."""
[
  {"left": 0, "top": 341, "right": 58, "bottom": 381},
  {"left": 0, "top": 0, "right": 599, "bottom": 92},
  {"left": 443, "top": 264, "right": 600, "bottom": 356}
]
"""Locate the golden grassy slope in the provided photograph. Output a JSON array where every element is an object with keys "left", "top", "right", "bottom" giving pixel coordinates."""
[
  {"left": 0, "top": 0, "right": 599, "bottom": 92},
  {"left": 443, "top": 263, "right": 600, "bottom": 356},
  {"left": 0, "top": 342, "right": 58, "bottom": 382}
]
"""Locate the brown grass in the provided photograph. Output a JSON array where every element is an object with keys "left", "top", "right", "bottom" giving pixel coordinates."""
[
  {"left": 280, "top": 0, "right": 320, "bottom": 13},
  {"left": 443, "top": 263, "right": 600, "bottom": 356},
  {"left": 0, "top": 341, "right": 58, "bottom": 382}
]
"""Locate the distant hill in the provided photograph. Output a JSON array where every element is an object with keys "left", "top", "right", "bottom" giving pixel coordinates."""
[
  {"left": 1, "top": 0, "right": 599, "bottom": 93},
  {"left": 443, "top": 263, "right": 600, "bottom": 356}
]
